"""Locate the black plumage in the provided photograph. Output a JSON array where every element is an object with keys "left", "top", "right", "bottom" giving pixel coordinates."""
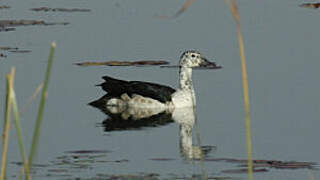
[{"left": 97, "top": 75, "right": 176, "bottom": 103}]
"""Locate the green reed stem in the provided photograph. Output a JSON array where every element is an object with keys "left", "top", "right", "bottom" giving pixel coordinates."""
[
  {"left": 28, "top": 42, "right": 56, "bottom": 168},
  {"left": 1, "top": 68, "right": 15, "bottom": 180},
  {"left": 225, "top": 0, "right": 253, "bottom": 179},
  {"left": 11, "top": 89, "right": 31, "bottom": 180}
]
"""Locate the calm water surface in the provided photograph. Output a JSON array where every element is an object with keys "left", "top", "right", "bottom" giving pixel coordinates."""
[{"left": 1, "top": 0, "right": 320, "bottom": 179}]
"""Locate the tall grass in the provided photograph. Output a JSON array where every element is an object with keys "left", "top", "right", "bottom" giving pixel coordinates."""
[
  {"left": 28, "top": 42, "right": 56, "bottom": 168},
  {"left": 225, "top": 0, "right": 253, "bottom": 180},
  {"left": 1, "top": 68, "right": 15, "bottom": 180},
  {"left": 0, "top": 42, "right": 56, "bottom": 179},
  {"left": 10, "top": 76, "right": 31, "bottom": 179}
]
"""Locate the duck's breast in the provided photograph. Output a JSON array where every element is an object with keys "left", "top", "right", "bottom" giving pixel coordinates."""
[{"left": 171, "top": 90, "right": 195, "bottom": 108}]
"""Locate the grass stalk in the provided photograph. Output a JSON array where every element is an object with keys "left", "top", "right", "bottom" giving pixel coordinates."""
[
  {"left": 28, "top": 42, "right": 56, "bottom": 168},
  {"left": 1, "top": 67, "right": 15, "bottom": 180},
  {"left": 11, "top": 88, "right": 31, "bottom": 179},
  {"left": 20, "top": 83, "right": 44, "bottom": 115},
  {"left": 225, "top": 0, "right": 253, "bottom": 179}
]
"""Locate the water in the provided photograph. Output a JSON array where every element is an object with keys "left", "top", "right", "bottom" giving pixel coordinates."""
[{"left": 1, "top": 0, "right": 320, "bottom": 179}]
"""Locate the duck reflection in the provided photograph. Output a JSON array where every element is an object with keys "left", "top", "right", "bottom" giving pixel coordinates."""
[
  {"left": 90, "top": 90, "right": 215, "bottom": 159},
  {"left": 172, "top": 107, "right": 215, "bottom": 159}
]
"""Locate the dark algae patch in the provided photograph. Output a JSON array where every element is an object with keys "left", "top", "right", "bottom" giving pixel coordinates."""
[
  {"left": 0, "top": 20, "right": 69, "bottom": 26},
  {"left": 203, "top": 158, "right": 317, "bottom": 173},
  {"left": 30, "top": 7, "right": 91, "bottom": 12},
  {"left": 149, "top": 158, "right": 176, "bottom": 161},
  {"left": 221, "top": 168, "right": 268, "bottom": 174},
  {"left": 0, "top": 5, "right": 10, "bottom": 9},
  {"left": 0, "top": 53, "right": 6, "bottom": 58},
  {"left": 0, "top": 20, "right": 69, "bottom": 32},
  {"left": 65, "top": 150, "right": 111, "bottom": 154},
  {"left": 75, "top": 60, "right": 169, "bottom": 67},
  {"left": 0, "top": 47, "right": 32, "bottom": 57},
  {"left": 0, "top": 27, "right": 15, "bottom": 32},
  {"left": 300, "top": 3, "right": 320, "bottom": 9},
  {"left": 8, "top": 50, "right": 31, "bottom": 53},
  {"left": 0, "top": 47, "right": 19, "bottom": 51}
]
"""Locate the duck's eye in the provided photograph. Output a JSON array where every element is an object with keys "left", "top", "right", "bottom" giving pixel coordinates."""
[{"left": 191, "top": 54, "right": 195, "bottom": 58}]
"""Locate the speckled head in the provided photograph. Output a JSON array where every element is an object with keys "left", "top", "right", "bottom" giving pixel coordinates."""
[{"left": 179, "top": 50, "right": 221, "bottom": 69}]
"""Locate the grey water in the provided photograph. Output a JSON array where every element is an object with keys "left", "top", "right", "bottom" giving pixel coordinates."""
[{"left": 1, "top": 0, "right": 320, "bottom": 179}]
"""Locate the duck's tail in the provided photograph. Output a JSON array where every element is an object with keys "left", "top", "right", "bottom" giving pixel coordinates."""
[{"left": 97, "top": 75, "right": 130, "bottom": 96}]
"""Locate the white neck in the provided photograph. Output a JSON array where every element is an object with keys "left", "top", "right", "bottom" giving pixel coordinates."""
[
  {"left": 178, "top": 66, "right": 196, "bottom": 105},
  {"left": 179, "top": 66, "right": 193, "bottom": 90}
]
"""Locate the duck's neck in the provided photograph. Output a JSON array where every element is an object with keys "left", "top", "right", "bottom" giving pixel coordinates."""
[{"left": 179, "top": 66, "right": 194, "bottom": 91}]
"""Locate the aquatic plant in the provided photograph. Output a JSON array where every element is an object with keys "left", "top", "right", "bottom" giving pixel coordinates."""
[
  {"left": 29, "top": 42, "right": 56, "bottom": 168},
  {"left": 225, "top": 0, "right": 253, "bottom": 179},
  {"left": 0, "top": 42, "right": 56, "bottom": 180}
]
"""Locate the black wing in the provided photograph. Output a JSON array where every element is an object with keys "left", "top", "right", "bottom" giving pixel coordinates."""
[{"left": 98, "top": 75, "right": 176, "bottom": 103}]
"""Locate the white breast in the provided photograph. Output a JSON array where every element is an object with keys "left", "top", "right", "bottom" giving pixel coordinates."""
[{"left": 171, "top": 89, "right": 196, "bottom": 108}]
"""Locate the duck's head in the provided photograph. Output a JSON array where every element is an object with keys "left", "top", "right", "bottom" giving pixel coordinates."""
[{"left": 179, "top": 50, "right": 221, "bottom": 69}]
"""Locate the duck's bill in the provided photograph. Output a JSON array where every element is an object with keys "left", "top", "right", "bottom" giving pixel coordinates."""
[{"left": 197, "top": 57, "right": 222, "bottom": 69}]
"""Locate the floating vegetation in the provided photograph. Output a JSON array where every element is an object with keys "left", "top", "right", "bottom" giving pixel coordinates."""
[
  {"left": 65, "top": 150, "right": 111, "bottom": 154},
  {"left": 86, "top": 173, "right": 235, "bottom": 180},
  {"left": 95, "top": 159, "right": 129, "bottom": 163},
  {"left": 47, "top": 169, "right": 68, "bottom": 173},
  {"left": 46, "top": 150, "right": 119, "bottom": 175},
  {"left": 0, "top": 47, "right": 18, "bottom": 51},
  {"left": 11, "top": 162, "right": 49, "bottom": 168},
  {"left": 0, "top": 5, "right": 10, "bottom": 9},
  {"left": 8, "top": 50, "right": 31, "bottom": 53},
  {"left": 149, "top": 158, "right": 176, "bottom": 161},
  {"left": 0, "top": 47, "right": 31, "bottom": 58},
  {"left": 30, "top": 7, "right": 91, "bottom": 12},
  {"left": 300, "top": 3, "right": 320, "bottom": 9},
  {"left": 0, "top": 47, "right": 31, "bottom": 53},
  {"left": 204, "top": 158, "right": 317, "bottom": 170},
  {"left": 0, "top": 20, "right": 69, "bottom": 32},
  {"left": 95, "top": 173, "right": 160, "bottom": 180},
  {"left": 75, "top": 60, "right": 169, "bottom": 67},
  {"left": 52, "top": 154, "right": 105, "bottom": 168},
  {"left": 0, "top": 27, "right": 15, "bottom": 32},
  {"left": 0, "top": 20, "right": 69, "bottom": 27},
  {"left": 221, "top": 168, "right": 268, "bottom": 174},
  {"left": 0, "top": 53, "right": 6, "bottom": 58}
]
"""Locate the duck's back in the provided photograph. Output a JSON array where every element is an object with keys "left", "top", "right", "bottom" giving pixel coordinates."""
[{"left": 99, "top": 75, "right": 176, "bottom": 103}]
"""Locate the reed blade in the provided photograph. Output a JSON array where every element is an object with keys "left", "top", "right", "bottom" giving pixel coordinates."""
[
  {"left": 225, "top": 0, "right": 253, "bottom": 179},
  {"left": 1, "top": 68, "right": 15, "bottom": 180},
  {"left": 11, "top": 88, "right": 31, "bottom": 179},
  {"left": 28, "top": 42, "right": 56, "bottom": 168}
]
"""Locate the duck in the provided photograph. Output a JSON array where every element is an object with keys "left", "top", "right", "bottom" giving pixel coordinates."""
[{"left": 96, "top": 50, "right": 221, "bottom": 111}]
